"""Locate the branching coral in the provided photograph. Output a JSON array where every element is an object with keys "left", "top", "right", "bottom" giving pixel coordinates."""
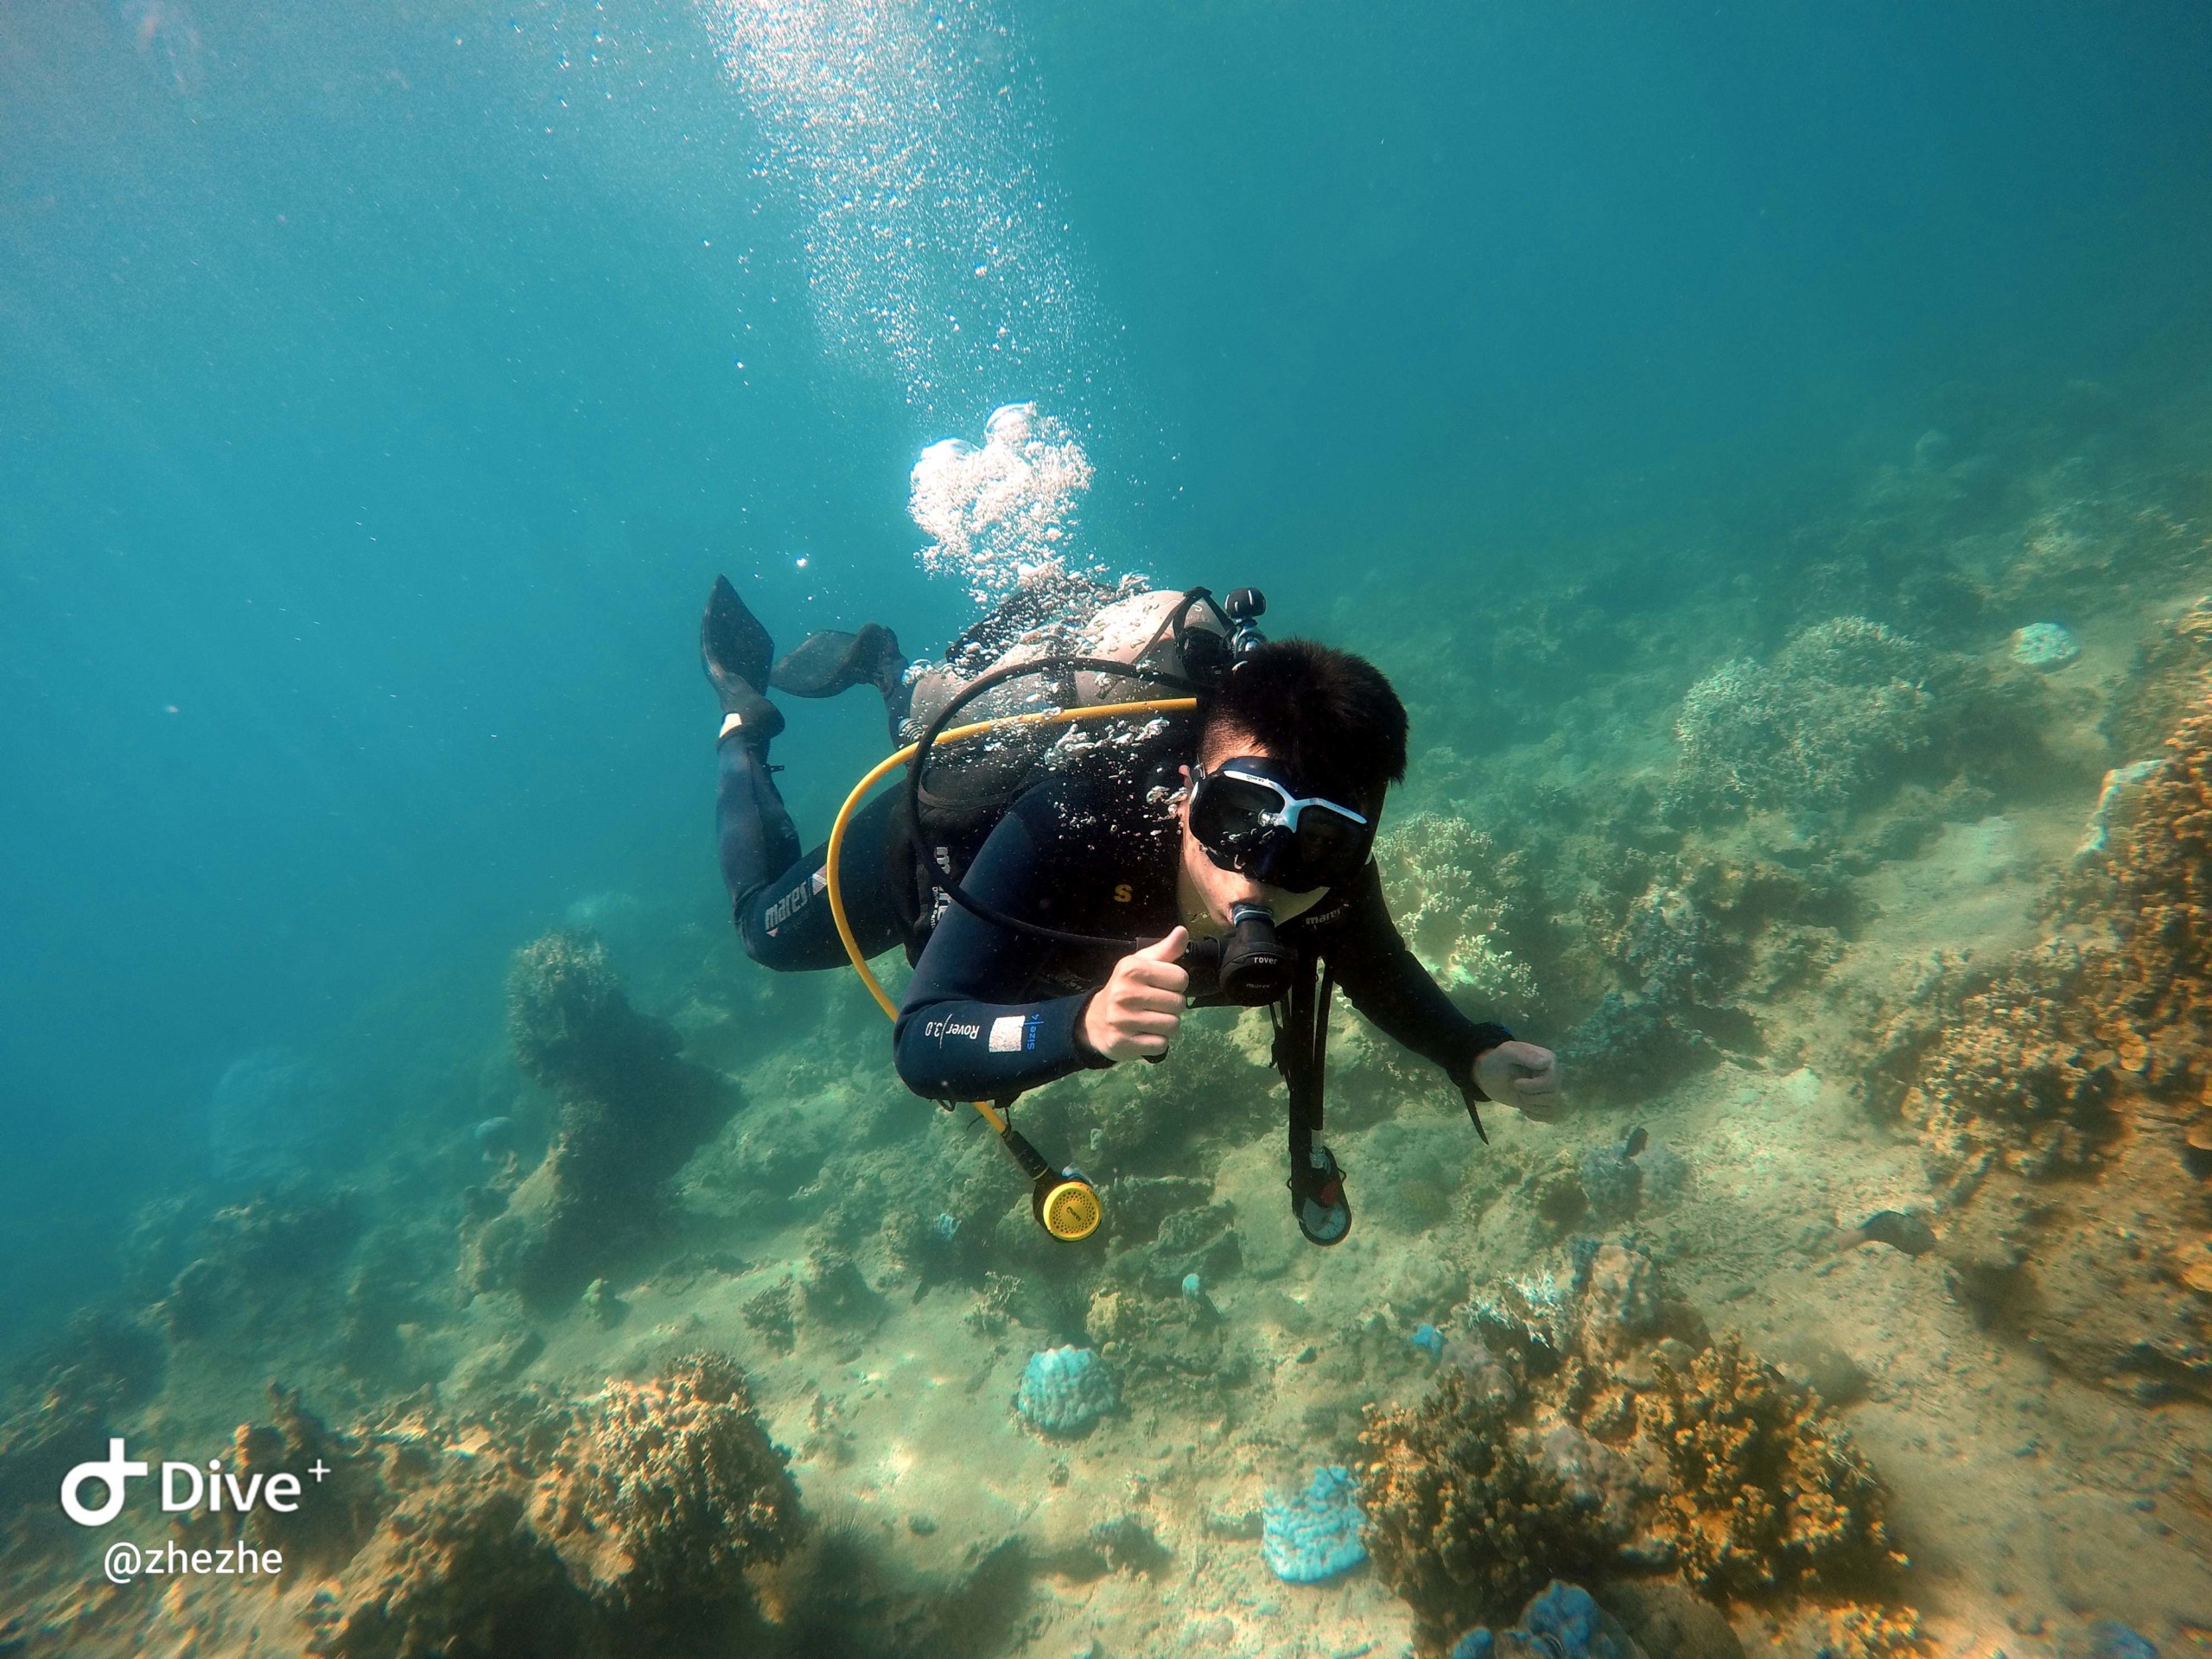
[
  {"left": 1637, "top": 1336, "right": 1893, "bottom": 1596},
  {"left": 1897, "top": 940, "right": 2120, "bottom": 1176},
  {"left": 1671, "top": 618, "right": 1935, "bottom": 817},
  {"left": 1376, "top": 813, "right": 1541, "bottom": 1020},
  {"left": 1358, "top": 1371, "right": 1610, "bottom": 1649}
]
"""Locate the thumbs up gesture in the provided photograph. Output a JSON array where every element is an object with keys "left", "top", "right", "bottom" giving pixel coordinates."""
[{"left": 1079, "top": 926, "right": 1191, "bottom": 1062}]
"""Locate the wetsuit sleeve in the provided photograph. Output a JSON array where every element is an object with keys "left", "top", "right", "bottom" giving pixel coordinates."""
[
  {"left": 892, "top": 801, "right": 1115, "bottom": 1103},
  {"left": 1322, "top": 863, "right": 1514, "bottom": 1099}
]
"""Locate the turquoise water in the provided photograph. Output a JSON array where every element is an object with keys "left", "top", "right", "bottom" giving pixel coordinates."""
[{"left": 6, "top": 4, "right": 2212, "bottom": 1656}]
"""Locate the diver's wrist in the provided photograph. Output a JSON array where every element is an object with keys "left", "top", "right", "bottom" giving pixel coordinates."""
[{"left": 1071, "top": 994, "right": 1114, "bottom": 1068}]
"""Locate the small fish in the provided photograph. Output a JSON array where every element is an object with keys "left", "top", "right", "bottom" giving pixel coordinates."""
[
  {"left": 1847, "top": 1209, "right": 1937, "bottom": 1256},
  {"left": 1621, "top": 1125, "right": 1649, "bottom": 1160},
  {"left": 473, "top": 1116, "right": 515, "bottom": 1147}
]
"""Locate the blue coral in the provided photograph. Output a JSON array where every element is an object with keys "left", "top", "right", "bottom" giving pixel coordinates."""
[
  {"left": 1447, "top": 1582, "right": 1636, "bottom": 1659},
  {"left": 1262, "top": 1465, "right": 1367, "bottom": 1584},
  {"left": 1412, "top": 1323, "right": 1445, "bottom": 1357},
  {"left": 1523, "top": 1581, "right": 1637, "bottom": 1659},
  {"left": 2088, "top": 1625, "right": 2159, "bottom": 1659},
  {"left": 1014, "top": 1345, "right": 1117, "bottom": 1436}
]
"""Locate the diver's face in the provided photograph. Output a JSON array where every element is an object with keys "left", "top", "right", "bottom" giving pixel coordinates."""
[{"left": 1175, "top": 727, "right": 1337, "bottom": 934}]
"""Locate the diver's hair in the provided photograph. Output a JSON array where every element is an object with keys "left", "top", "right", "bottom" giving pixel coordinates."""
[{"left": 1198, "top": 639, "right": 1408, "bottom": 807}]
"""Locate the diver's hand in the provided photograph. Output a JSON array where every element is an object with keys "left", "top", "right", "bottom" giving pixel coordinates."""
[
  {"left": 1475, "top": 1040, "right": 1560, "bottom": 1119},
  {"left": 1080, "top": 927, "right": 1190, "bottom": 1062}
]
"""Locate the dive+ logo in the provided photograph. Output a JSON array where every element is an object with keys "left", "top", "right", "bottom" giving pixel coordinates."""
[{"left": 60, "top": 1438, "right": 322, "bottom": 1526}]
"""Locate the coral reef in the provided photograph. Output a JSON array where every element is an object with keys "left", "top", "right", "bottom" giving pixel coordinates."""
[
  {"left": 1669, "top": 617, "right": 1936, "bottom": 817},
  {"left": 1808, "top": 1602, "right": 1928, "bottom": 1659},
  {"left": 466, "top": 930, "right": 737, "bottom": 1301},
  {"left": 1359, "top": 1370, "right": 1610, "bottom": 1647},
  {"left": 1557, "top": 991, "right": 1710, "bottom": 1104},
  {"left": 1260, "top": 1464, "right": 1367, "bottom": 1584},
  {"left": 1577, "top": 1140, "right": 1643, "bottom": 1223},
  {"left": 1364, "top": 1241, "right": 1903, "bottom": 1649},
  {"left": 0, "top": 1311, "right": 163, "bottom": 1541},
  {"left": 230, "top": 1382, "right": 390, "bottom": 1573},
  {"left": 1014, "top": 1345, "right": 1117, "bottom": 1436},
  {"left": 543, "top": 1352, "right": 804, "bottom": 1607},
  {"left": 2088, "top": 1624, "right": 2162, "bottom": 1659},
  {"left": 162, "top": 1189, "right": 364, "bottom": 1341},
  {"left": 315, "top": 1484, "right": 590, "bottom": 1659},
  {"left": 1891, "top": 940, "right": 2120, "bottom": 1177},
  {"left": 1376, "top": 813, "right": 1542, "bottom": 1019},
  {"left": 2012, "top": 620, "right": 2080, "bottom": 670},
  {"left": 1447, "top": 1580, "right": 1647, "bottom": 1659},
  {"left": 1637, "top": 1335, "right": 1894, "bottom": 1595},
  {"left": 1861, "top": 700, "right": 2212, "bottom": 1396},
  {"left": 743, "top": 1280, "right": 798, "bottom": 1354},
  {"left": 307, "top": 1351, "right": 799, "bottom": 1658}
]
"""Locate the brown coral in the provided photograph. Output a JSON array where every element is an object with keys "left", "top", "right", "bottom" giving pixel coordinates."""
[
  {"left": 1897, "top": 940, "right": 2121, "bottom": 1175},
  {"left": 1637, "top": 1336, "right": 1893, "bottom": 1596},
  {"left": 2109, "top": 703, "right": 2212, "bottom": 1066},
  {"left": 1896, "top": 700, "right": 2212, "bottom": 1173},
  {"left": 1808, "top": 1600, "right": 1928, "bottom": 1659},
  {"left": 1358, "top": 1370, "right": 1610, "bottom": 1649},
  {"left": 544, "top": 1352, "right": 803, "bottom": 1607},
  {"left": 305, "top": 1352, "right": 800, "bottom": 1658}
]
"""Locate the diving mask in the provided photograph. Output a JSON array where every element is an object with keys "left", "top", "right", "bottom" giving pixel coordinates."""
[{"left": 1188, "top": 757, "right": 1373, "bottom": 893}]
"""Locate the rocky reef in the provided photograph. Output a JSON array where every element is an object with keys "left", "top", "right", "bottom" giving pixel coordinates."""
[
  {"left": 304, "top": 1351, "right": 799, "bottom": 1657},
  {"left": 464, "top": 931, "right": 738, "bottom": 1302},
  {"left": 1361, "top": 1241, "right": 1904, "bottom": 1653},
  {"left": 1868, "top": 692, "right": 2212, "bottom": 1399}
]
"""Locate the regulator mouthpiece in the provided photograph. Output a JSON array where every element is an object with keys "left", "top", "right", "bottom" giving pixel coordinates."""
[{"left": 1216, "top": 901, "right": 1294, "bottom": 1006}]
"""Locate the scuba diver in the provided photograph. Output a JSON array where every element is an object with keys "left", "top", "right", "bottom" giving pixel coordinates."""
[{"left": 702, "top": 574, "right": 1560, "bottom": 1246}]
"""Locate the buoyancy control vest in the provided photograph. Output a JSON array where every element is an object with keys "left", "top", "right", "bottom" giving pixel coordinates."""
[{"left": 889, "top": 586, "right": 1244, "bottom": 954}]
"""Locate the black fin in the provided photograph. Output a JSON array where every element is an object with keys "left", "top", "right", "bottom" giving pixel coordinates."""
[
  {"left": 770, "top": 622, "right": 907, "bottom": 700},
  {"left": 702, "top": 575, "right": 775, "bottom": 698}
]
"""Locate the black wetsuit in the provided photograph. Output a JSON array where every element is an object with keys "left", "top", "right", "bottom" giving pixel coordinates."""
[{"left": 717, "top": 740, "right": 1510, "bottom": 1109}]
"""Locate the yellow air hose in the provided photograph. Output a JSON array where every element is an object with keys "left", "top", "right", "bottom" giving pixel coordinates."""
[{"left": 822, "top": 696, "right": 1198, "bottom": 1240}]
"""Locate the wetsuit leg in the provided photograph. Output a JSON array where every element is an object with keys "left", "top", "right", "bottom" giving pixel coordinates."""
[
  {"left": 719, "top": 736, "right": 906, "bottom": 970},
  {"left": 717, "top": 735, "right": 801, "bottom": 916}
]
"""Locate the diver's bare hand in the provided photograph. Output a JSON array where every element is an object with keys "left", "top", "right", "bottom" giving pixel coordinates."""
[
  {"left": 1476, "top": 1040, "right": 1560, "bottom": 1119},
  {"left": 1081, "top": 927, "right": 1189, "bottom": 1062}
]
